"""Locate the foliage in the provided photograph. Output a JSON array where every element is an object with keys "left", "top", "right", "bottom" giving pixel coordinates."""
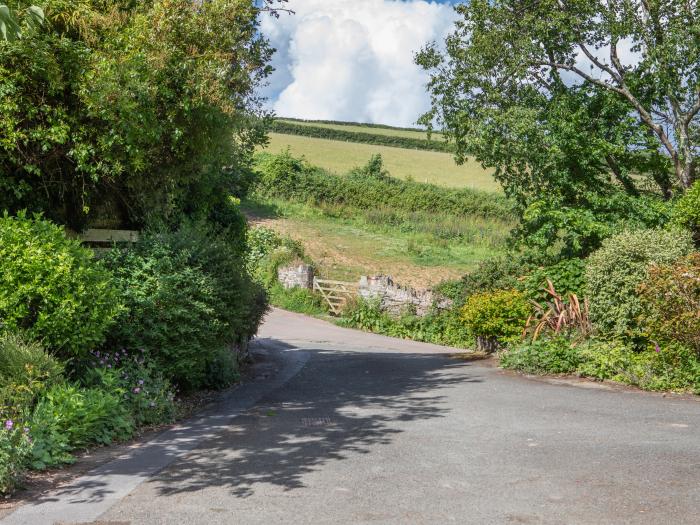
[
  {"left": 0, "top": 3, "right": 43, "bottom": 41},
  {"left": 638, "top": 254, "right": 700, "bottom": 355},
  {"left": 270, "top": 120, "right": 452, "bottom": 153},
  {"left": 252, "top": 151, "right": 513, "bottom": 220},
  {"left": 521, "top": 258, "right": 586, "bottom": 304},
  {"left": 460, "top": 289, "right": 530, "bottom": 343},
  {"left": 577, "top": 341, "right": 700, "bottom": 394},
  {"left": 445, "top": 256, "right": 531, "bottom": 305},
  {"left": 0, "top": 423, "right": 32, "bottom": 494},
  {"left": 586, "top": 229, "right": 693, "bottom": 339},
  {"left": 268, "top": 284, "right": 327, "bottom": 317},
  {"left": 103, "top": 225, "right": 266, "bottom": 391},
  {"left": 203, "top": 347, "right": 241, "bottom": 391},
  {"left": 80, "top": 349, "right": 176, "bottom": 427},
  {"left": 518, "top": 194, "right": 671, "bottom": 259},
  {"left": 340, "top": 299, "right": 473, "bottom": 349},
  {"left": 0, "top": 332, "right": 63, "bottom": 424},
  {"left": 671, "top": 180, "right": 700, "bottom": 242},
  {"left": 526, "top": 281, "right": 591, "bottom": 341},
  {"left": 29, "top": 383, "right": 134, "bottom": 469},
  {"left": 417, "top": 0, "right": 699, "bottom": 196},
  {"left": 246, "top": 225, "right": 306, "bottom": 287},
  {"left": 0, "top": 214, "right": 122, "bottom": 357},
  {"left": 0, "top": 0, "right": 273, "bottom": 230},
  {"left": 499, "top": 337, "right": 582, "bottom": 375}
]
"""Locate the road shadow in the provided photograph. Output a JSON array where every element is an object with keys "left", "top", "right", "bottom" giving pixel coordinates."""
[
  {"left": 151, "top": 341, "right": 480, "bottom": 498},
  {"left": 27, "top": 340, "right": 482, "bottom": 505}
]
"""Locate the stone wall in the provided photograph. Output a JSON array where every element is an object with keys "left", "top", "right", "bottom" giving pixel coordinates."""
[
  {"left": 277, "top": 264, "right": 314, "bottom": 290},
  {"left": 358, "top": 275, "right": 450, "bottom": 316},
  {"left": 276, "top": 263, "right": 452, "bottom": 316}
]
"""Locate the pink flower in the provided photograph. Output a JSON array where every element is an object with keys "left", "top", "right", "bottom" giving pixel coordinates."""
[
  {"left": 133, "top": 387, "right": 141, "bottom": 394},
  {"left": 5, "top": 420, "right": 13, "bottom": 430},
  {"left": 655, "top": 343, "right": 661, "bottom": 353}
]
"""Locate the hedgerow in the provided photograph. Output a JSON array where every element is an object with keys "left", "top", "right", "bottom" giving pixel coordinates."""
[
  {"left": 252, "top": 151, "right": 514, "bottom": 220},
  {"left": 271, "top": 120, "right": 453, "bottom": 153}
]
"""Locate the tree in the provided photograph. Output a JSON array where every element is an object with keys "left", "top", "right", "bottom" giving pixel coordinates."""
[
  {"left": 417, "top": 0, "right": 700, "bottom": 193},
  {"left": 0, "top": 1, "right": 276, "bottom": 230},
  {"left": 0, "top": 4, "right": 43, "bottom": 41}
]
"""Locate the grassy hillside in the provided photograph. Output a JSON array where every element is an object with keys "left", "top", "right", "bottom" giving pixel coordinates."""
[
  {"left": 262, "top": 133, "right": 500, "bottom": 191},
  {"left": 247, "top": 151, "right": 513, "bottom": 289}
]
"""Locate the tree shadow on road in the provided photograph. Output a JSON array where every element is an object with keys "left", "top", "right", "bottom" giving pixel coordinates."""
[
  {"left": 30, "top": 339, "right": 482, "bottom": 505},
  {"left": 151, "top": 341, "right": 482, "bottom": 498}
]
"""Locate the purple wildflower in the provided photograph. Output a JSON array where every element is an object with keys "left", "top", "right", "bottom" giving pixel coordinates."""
[
  {"left": 655, "top": 342, "right": 661, "bottom": 353},
  {"left": 5, "top": 420, "right": 13, "bottom": 430},
  {"left": 133, "top": 387, "right": 141, "bottom": 394}
]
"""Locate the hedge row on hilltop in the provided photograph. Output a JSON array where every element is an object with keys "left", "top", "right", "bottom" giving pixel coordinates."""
[
  {"left": 252, "top": 152, "right": 513, "bottom": 220},
  {"left": 271, "top": 120, "right": 454, "bottom": 153}
]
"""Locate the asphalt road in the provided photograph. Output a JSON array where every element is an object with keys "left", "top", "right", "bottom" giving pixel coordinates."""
[{"left": 3, "top": 309, "right": 699, "bottom": 524}]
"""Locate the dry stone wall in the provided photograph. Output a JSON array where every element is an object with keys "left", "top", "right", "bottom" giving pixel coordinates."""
[{"left": 276, "top": 264, "right": 451, "bottom": 316}]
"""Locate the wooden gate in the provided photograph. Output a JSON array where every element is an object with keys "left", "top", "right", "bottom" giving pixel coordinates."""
[{"left": 313, "top": 278, "right": 358, "bottom": 314}]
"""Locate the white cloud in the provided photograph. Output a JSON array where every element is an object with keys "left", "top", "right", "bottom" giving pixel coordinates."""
[{"left": 259, "top": 0, "right": 457, "bottom": 127}]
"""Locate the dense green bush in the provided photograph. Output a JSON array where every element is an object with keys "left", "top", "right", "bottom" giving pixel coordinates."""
[
  {"left": 671, "top": 180, "right": 700, "bottom": 241},
  {"left": 577, "top": 341, "right": 700, "bottom": 393},
  {"left": 268, "top": 284, "right": 328, "bottom": 317},
  {"left": 586, "top": 229, "right": 693, "bottom": 339},
  {"left": 0, "top": 0, "right": 272, "bottom": 230},
  {"left": 203, "top": 347, "right": 241, "bottom": 391},
  {"left": 81, "top": 349, "right": 177, "bottom": 427},
  {"left": 29, "top": 383, "right": 134, "bottom": 469},
  {"left": 0, "top": 332, "right": 63, "bottom": 423},
  {"left": 246, "top": 226, "right": 307, "bottom": 287},
  {"left": 271, "top": 120, "right": 453, "bottom": 153},
  {"left": 252, "top": 151, "right": 513, "bottom": 220},
  {"left": 103, "top": 225, "right": 266, "bottom": 390},
  {"left": 461, "top": 289, "right": 531, "bottom": 347},
  {"left": 340, "top": 299, "right": 472, "bottom": 348},
  {"left": 0, "top": 214, "right": 122, "bottom": 357},
  {"left": 499, "top": 337, "right": 582, "bottom": 374},
  {"left": 0, "top": 423, "right": 32, "bottom": 494},
  {"left": 521, "top": 258, "right": 586, "bottom": 304},
  {"left": 638, "top": 254, "right": 700, "bottom": 355}
]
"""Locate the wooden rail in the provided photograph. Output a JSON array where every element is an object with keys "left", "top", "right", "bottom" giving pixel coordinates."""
[{"left": 313, "top": 278, "right": 359, "bottom": 314}]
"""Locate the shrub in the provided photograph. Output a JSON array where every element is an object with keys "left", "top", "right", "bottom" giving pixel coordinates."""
[
  {"left": 447, "top": 256, "right": 532, "bottom": 305},
  {"left": 252, "top": 151, "right": 514, "bottom": 220},
  {"left": 499, "top": 337, "right": 582, "bottom": 374},
  {"left": 0, "top": 423, "right": 32, "bottom": 494},
  {"left": 103, "top": 225, "right": 266, "bottom": 391},
  {"left": 577, "top": 341, "right": 700, "bottom": 393},
  {"left": 246, "top": 226, "right": 307, "bottom": 287},
  {"left": 637, "top": 254, "right": 700, "bottom": 354},
  {"left": 0, "top": 214, "right": 122, "bottom": 357},
  {"left": 525, "top": 281, "right": 591, "bottom": 341},
  {"left": 671, "top": 180, "right": 700, "bottom": 241},
  {"left": 29, "top": 383, "right": 134, "bottom": 469},
  {"left": 340, "top": 299, "right": 473, "bottom": 348},
  {"left": 586, "top": 228, "right": 693, "bottom": 339},
  {"left": 0, "top": 332, "right": 64, "bottom": 423},
  {"left": 268, "top": 283, "right": 327, "bottom": 316},
  {"left": 81, "top": 349, "right": 177, "bottom": 427},
  {"left": 521, "top": 258, "right": 586, "bottom": 304},
  {"left": 203, "top": 347, "right": 240, "bottom": 391},
  {"left": 460, "top": 289, "right": 531, "bottom": 350}
]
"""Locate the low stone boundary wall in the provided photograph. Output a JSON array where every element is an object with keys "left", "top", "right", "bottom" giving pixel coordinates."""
[{"left": 277, "top": 264, "right": 451, "bottom": 316}]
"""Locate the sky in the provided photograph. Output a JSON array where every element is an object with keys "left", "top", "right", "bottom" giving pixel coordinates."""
[{"left": 258, "top": 0, "right": 458, "bottom": 127}]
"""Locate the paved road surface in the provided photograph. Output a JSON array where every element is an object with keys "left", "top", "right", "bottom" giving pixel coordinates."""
[{"left": 3, "top": 309, "right": 699, "bottom": 524}]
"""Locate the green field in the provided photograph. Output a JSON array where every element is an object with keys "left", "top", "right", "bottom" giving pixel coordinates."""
[
  {"left": 245, "top": 197, "right": 511, "bottom": 289},
  {"left": 262, "top": 133, "right": 500, "bottom": 191},
  {"left": 277, "top": 119, "right": 446, "bottom": 141}
]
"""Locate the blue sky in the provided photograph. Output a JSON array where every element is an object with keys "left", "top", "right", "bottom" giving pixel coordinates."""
[{"left": 259, "top": 0, "right": 459, "bottom": 127}]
